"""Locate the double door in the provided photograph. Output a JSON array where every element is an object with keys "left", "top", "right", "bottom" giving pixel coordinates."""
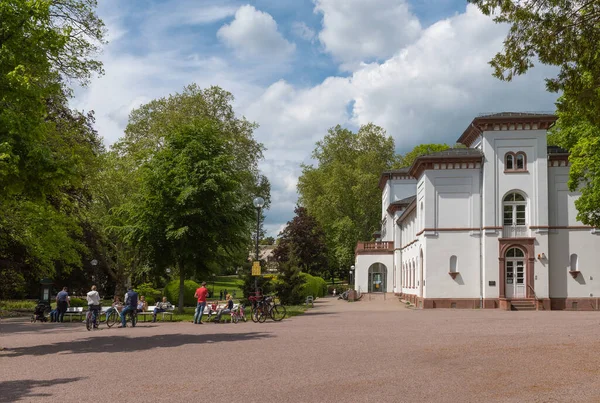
[{"left": 505, "top": 260, "right": 525, "bottom": 298}]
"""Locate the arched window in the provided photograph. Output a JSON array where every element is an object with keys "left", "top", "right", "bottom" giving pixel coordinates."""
[
  {"left": 505, "top": 153, "right": 514, "bottom": 170},
  {"left": 449, "top": 255, "right": 458, "bottom": 273},
  {"left": 412, "top": 261, "right": 416, "bottom": 288},
  {"left": 516, "top": 153, "right": 526, "bottom": 170},
  {"left": 505, "top": 247, "right": 525, "bottom": 258},
  {"left": 570, "top": 254, "right": 578, "bottom": 271},
  {"left": 503, "top": 192, "right": 527, "bottom": 227}
]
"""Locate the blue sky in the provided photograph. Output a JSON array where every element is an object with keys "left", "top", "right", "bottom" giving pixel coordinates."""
[{"left": 74, "top": 0, "right": 558, "bottom": 236}]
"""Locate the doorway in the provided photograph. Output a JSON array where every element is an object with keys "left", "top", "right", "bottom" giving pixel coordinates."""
[
  {"left": 368, "top": 263, "right": 387, "bottom": 293},
  {"left": 505, "top": 247, "right": 526, "bottom": 298}
]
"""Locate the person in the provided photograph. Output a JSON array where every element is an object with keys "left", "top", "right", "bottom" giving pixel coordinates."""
[
  {"left": 49, "top": 307, "right": 59, "bottom": 322},
  {"left": 119, "top": 287, "right": 138, "bottom": 328},
  {"left": 193, "top": 281, "right": 209, "bottom": 324},
  {"left": 86, "top": 285, "right": 101, "bottom": 328},
  {"left": 137, "top": 295, "right": 148, "bottom": 313},
  {"left": 214, "top": 294, "right": 234, "bottom": 323},
  {"left": 152, "top": 297, "right": 172, "bottom": 322},
  {"left": 104, "top": 296, "right": 123, "bottom": 320},
  {"left": 219, "top": 289, "right": 223, "bottom": 300},
  {"left": 333, "top": 288, "right": 337, "bottom": 297},
  {"left": 55, "top": 287, "right": 70, "bottom": 323}
]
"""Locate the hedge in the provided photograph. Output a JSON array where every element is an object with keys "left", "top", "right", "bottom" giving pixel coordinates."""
[
  {"left": 163, "top": 280, "right": 200, "bottom": 306},
  {"left": 300, "top": 273, "right": 327, "bottom": 299},
  {"left": 135, "top": 283, "right": 162, "bottom": 305}
]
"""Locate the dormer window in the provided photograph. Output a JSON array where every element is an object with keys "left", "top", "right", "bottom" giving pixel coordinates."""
[{"left": 505, "top": 152, "right": 527, "bottom": 172}]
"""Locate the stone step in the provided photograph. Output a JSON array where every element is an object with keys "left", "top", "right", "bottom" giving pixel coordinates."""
[{"left": 511, "top": 300, "right": 536, "bottom": 311}]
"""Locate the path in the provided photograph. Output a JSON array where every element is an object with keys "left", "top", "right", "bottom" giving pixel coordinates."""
[{"left": 2, "top": 297, "right": 600, "bottom": 402}]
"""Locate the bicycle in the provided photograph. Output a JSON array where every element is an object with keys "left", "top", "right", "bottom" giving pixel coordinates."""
[
  {"left": 85, "top": 306, "right": 101, "bottom": 331},
  {"left": 105, "top": 307, "right": 122, "bottom": 328},
  {"left": 230, "top": 304, "right": 247, "bottom": 323},
  {"left": 250, "top": 295, "right": 286, "bottom": 322}
]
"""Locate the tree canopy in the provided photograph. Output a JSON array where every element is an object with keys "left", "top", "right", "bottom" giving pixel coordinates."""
[{"left": 469, "top": 0, "right": 600, "bottom": 226}]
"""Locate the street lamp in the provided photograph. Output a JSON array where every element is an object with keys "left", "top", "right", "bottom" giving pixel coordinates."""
[
  {"left": 212, "top": 273, "right": 216, "bottom": 297},
  {"left": 253, "top": 196, "right": 265, "bottom": 294},
  {"left": 350, "top": 265, "right": 355, "bottom": 288}
]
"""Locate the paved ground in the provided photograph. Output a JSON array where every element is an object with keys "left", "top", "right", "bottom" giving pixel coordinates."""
[{"left": 2, "top": 297, "right": 600, "bottom": 403}]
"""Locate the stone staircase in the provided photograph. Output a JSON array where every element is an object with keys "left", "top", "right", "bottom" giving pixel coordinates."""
[{"left": 510, "top": 299, "right": 537, "bottom": 311}]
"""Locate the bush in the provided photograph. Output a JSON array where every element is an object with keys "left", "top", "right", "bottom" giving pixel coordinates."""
[
  {"left": 164, "top": 280, "right": 200, "bottom": 306},
  {"left": 240, "top": 272, "right": 273, "bottom": 303},
  {"left": 275, "top": 264, "right": 306, "bottom": 305},
  {"left": 135, "top": 283, "right": 162, "bottom": 305},
  {"left": 301, "top": 273, "right": 327, "bottom": 299},
  {"left": 69, "top": 297, "right": 86, "bottom": 307}
]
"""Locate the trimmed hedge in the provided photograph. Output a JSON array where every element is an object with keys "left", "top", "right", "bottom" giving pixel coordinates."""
[
  {"left": 69, "top": 297, "right": 87, "bottom": 307},
  {"left": 300, "top": 273, "right": 327, "bottom": 299},
  {"left": 164, "top": 280, "right": 200, "bottom": 307}
]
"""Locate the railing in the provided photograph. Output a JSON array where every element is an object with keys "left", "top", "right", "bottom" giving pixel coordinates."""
[
  {"left": 527, "top": 285, "right": 539, "bottom": 311},
  {"left": 502, "top": 225, "right": 529, "bottom": 238},
  {"left": 355, "top": 241, "right": 394, "bottom": 254}
]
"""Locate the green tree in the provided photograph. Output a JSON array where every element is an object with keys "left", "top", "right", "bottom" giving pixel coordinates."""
[
  {"left": 297, "top": 124, "right": 396, "bottom": 272},
  {"left": 397, "top": 143, "right": 457, "bottom": 167},
  {"left": 273, "top": 206, "right": 328, "bottom": 277},
  {"left": 274, "top": 262, "right": 306, "bottom": 305},
  {"left": 469, "top": 0, "right": 600, "bottom": 226},
  {"left": 128, "top": 119, "right": 258, "bottom": 312}
]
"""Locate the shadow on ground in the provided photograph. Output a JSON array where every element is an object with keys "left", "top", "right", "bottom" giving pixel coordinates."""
[
  {"left": 1, "top": 332, "right": 272, "bottom": 358},
  {"left": 0, "top": 377, "right": 86, "bottom": 402}
]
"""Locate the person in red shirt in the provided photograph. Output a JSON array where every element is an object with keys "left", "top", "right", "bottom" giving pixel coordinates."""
[{"left": 193, "top": 282, "right": 209, "bottom": 324}]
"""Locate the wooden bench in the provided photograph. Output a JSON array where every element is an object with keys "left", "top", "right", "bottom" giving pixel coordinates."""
[
  {"left": 203, "top": 303, "right": 239, "bottom": 322},
  {"left": 63, "top": 307, "right": 85, "bottom": 322}
]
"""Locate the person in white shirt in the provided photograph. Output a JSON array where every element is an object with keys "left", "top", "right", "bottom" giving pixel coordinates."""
[{"left": 86, "top": 285, "right": 101, "bottom": 328}]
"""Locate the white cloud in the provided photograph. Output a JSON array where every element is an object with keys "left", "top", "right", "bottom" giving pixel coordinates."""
[
  {"left": 292, "top": 21, "right": 316, "bottom": 41},
  {"left": 314, "top": 0, "right": 421, "bottom": 69},
  {"left": 217, "top": 5, "right": 295, "bottom": 60}
]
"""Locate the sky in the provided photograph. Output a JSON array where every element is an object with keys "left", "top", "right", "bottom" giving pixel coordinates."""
[{"left": 73, "top": 0, "right": 558, "bottom": 237}]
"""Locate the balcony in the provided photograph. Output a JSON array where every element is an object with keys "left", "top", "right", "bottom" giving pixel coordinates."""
[
  {"left": 355, "top": 241, "right": 394, "bottom": 255},
  {"left": 502, "top": 225, "right": 529, "bottom": 238}
]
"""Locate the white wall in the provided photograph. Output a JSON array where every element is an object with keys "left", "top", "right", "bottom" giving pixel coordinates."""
[{"left": 354, "top": 254, "right": 394, "bottom": 293}]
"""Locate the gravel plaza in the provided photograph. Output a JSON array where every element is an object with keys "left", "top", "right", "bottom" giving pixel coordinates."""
[{"left": 2, "top": 297, "right": 600, "bottom": 403}]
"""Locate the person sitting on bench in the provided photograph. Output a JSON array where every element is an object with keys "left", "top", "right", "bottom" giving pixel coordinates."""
[
  {"left": 105, "top": 296, "right": 123, "bottom": 319},
  {"left": 137, "top": 295, "right": 148, "bottom": 313},
  {"left": 152, "top": 297, "right": 173, "bottom": 322},
  {"left": 214, "top": 294, "right": 234, "bottom": 323}
]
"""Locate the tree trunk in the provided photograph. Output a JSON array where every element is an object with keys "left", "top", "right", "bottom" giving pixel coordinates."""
[{"left": 178, "top": 262, "right": 185, "bottom": 313}]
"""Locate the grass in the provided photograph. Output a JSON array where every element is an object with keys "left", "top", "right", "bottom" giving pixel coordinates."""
[{"left": 205, "top": 275, "right": 244, "bottom": 301}]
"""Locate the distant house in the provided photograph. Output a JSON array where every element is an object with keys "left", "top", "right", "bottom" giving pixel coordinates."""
[
  {"left": 354, "top": 112, "right": 600, "bottom": 311},
  {"left": 249, "top": 245, "right": 279, "bottom": 273}
]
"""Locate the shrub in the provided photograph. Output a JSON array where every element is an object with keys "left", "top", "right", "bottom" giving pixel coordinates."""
[
  {"left": 164, "top": 280, "right": 200, "bottom": 306},
  {"left": 240, "top": 272, "right": 273, "bottom": 303},
  {"left": 301, "top": 273, "right": 327, "bottom": 299},
  {"left": 69, "top": 297, "right": 87, "bottom": 307},
  {"left": 275, "top": 264, "right": 306, "bottom": 305},
  {"left": 135, "top": 283, "right": 162, "bottom": 305}
]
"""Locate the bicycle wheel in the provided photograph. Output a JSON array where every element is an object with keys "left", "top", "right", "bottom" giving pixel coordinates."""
[
  {"left": 106, "top": 310, "right": 119, "bottom": 328},
  {"left": 270, "top": 304, "right": 287, "bottom": 321},
  {"left": 258, "top": 307, "right": 267, "bottom": 323},
  {"left": 85, "top": 312, "right": 92, "bottom": 331},
  {"left": 251, "top": 306, "right": 260, "bottom": 323}
]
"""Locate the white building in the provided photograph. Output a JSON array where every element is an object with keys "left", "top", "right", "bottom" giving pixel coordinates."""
[{"left": 354, "top": 113, "right": 600, "bottom": 310}]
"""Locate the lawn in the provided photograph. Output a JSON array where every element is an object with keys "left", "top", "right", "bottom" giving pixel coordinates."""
[{"left": 205, "top": 275, "right": 244, "bottom": 300}]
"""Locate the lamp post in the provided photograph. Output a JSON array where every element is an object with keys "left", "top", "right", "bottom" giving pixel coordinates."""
[
  {"left": 212, "top": 273, "right": 216, "bottom": 297},
  {"left": 350, "top": 265, "right": 355, "bottom": 289},
  {"left": 253, "top": 196, "right": 265, "bottom": 294}
]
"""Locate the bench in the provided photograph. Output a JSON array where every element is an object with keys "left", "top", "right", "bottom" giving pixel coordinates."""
[
  {"left": 202, "top": 303, "right": 239, "bottom": 322},
  {"left": 63, "top": 307, "right": 85, "bottom": 322},
  {"left": 305, "top": 296, "right": 314, "bottom": 307},
  {"left": 138, "top": 305, "right": 175, "bottom": 322}
]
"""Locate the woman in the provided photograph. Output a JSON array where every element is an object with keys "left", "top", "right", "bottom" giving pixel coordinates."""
[
  {"left": 215, "top": 294, "right": 234, "bottom": 323},
  {"left": 137, "top": 295, "right": 148, "bottom": 313}
]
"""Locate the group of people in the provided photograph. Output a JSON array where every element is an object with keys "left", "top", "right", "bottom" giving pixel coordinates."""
[
  {"left": 47, "top": 281, "right": 235, "bottom": 326},
  {"left": 192, "top": 281, "right": 234, "bottom": 324},
  {"left": 48, "top": 285, "right": 173, "bottom": 327}
]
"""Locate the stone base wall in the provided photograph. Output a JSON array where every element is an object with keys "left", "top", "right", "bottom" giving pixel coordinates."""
[{"left": 550, "top": 298, "right": 600, "bottom": 311}]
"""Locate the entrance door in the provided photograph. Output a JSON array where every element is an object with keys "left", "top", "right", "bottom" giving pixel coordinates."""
[
  {"left": 505, "top": 248, "right": 526, "bottom": 298},
  {"left": 368, "top": 263, "right": 387, "bottom": 293}
]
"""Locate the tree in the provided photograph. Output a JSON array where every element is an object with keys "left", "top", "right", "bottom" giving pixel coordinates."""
[
  {"left": 469, "top": 0, "right": 600, "bottom": 226},
  {"left": 297, "top": 124, "right": 396, "bottom": 272},
  {"left": 260, "top": 237, "right": 276, "bottom": 245},
  {"left": 127, "top": 119, "right": 258, "bottom": 312},
  {"left": 397, "top": 143, "right": 463, "bottom": 167},
  {"left": 274, "top": 261, "right": 306, "bottom": 305},
  {"left": 273, "top": 206, "right": 328, "bottom": 277}
]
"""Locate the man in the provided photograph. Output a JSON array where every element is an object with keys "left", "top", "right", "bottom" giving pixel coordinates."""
[
  {"left": 55, "top": 287, "right": 70, "bottom": 323},
  {"left": 119, "top": 287, "right": 138, "bottom": 328},
  {"left": 193, "top": 282, "right": 209, "bottom": 324},
  {"left": 86, "top": 285, "right": 101, "bottom": 328},
  {"left": 152, "top": 297, "right": 173, "bottom": 323}
]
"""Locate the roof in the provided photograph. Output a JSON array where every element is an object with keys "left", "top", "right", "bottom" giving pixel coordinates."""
[
  {"left": 547, "top": 145, "right": 569, "bottom": 155},
  {"left": 457, "top": 112, "right": 557, "bottom": 147},
  {"left": 413, "top": 148, "right": 483, "bottom": 159},
  {"left": 386, "top": 195, "right": 416, "bottom": 215},
  {"left": 378, "top": 167, "right": 412, "bottom": 190}
]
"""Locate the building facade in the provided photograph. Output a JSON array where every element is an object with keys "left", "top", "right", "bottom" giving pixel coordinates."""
[{"left": 354, "top": 113, "right": 600, "bottom": 310}]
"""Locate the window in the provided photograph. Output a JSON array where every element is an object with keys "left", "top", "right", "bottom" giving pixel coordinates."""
[
  {"left": 503, "top": 192, "right": 527, "bottom": 226},
  {"left": 505, "top": 153, "right": 514, "bottom": 170},
  {"left": 420, "top": 202, "right": 424, "bottom": 230},
  {"left": 570, "top": 254, "right": 578, "bottom": 271},
  {"left": 506, "top": 247, "right": 525, "bottom": 258},
  {"left": 449, "top": 255, "right": 458, "bottom": 273},
  {"left": 505, "top": 152, "right": 527, "bottom": 172}
]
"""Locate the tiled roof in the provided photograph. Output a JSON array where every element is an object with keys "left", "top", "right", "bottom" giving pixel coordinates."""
[
  {"left": 547, "top": 145, "right": 569, "bottom": 154},
  {"left": 390, "top": 195, "right": 416, "bottom": 206},
  {"left": 417, "top": 148, "right": 483, "bottom": 159}
]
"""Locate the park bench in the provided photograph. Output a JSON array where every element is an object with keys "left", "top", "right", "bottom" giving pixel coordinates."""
[
  {"left": 203, "top": 303, "right": 239, "bottom": 322},
  {"left": 63, "top": 307, "right": 85, "bottom": 321},
  {"left": 305, "top": 296, "right": 314, "bottom": 307},
  {"left": 137, "top": 305, "right": 175, "bottom": 322}
]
